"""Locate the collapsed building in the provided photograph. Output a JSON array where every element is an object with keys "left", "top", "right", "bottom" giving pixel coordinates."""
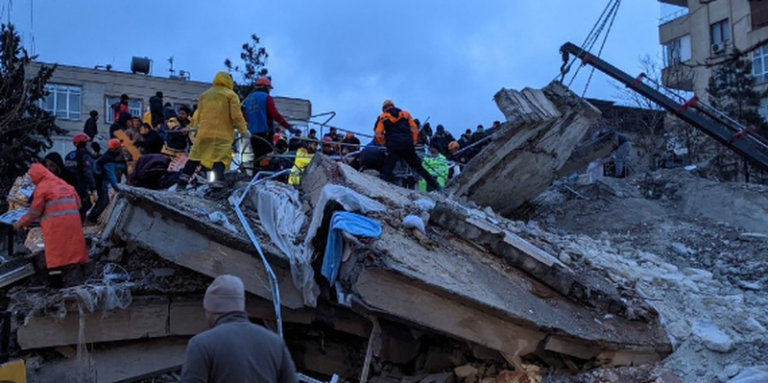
[{"left": 2, "top": 77, "right": 766, "bottom": 383}]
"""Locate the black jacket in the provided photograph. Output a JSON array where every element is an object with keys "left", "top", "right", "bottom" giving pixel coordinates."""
[
  {"left": 44, "top": 152, "right": 79, "bottom": 189},
  {"left": 83, "top": 117, "right": 98, "bottom": 139},
  {"left": 64, "top": 148, "right": 96, "bottom": 193},
  {"left": 136, "top": 129, "right": 164, "bottom": 154},
  {"left": 149, "top": 96, "right": 164, "bottom": 125}
]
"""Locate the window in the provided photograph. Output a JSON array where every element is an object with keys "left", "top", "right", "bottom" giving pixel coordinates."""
[
  {"left": 711, "top": 19, "right": 731, "bottom": 47},
  {"left": 753, "top": 46, "right": 768, "bottom": 84},
  {"left": 664, "top": 35, "right": 692, "bottom": 66},
  {"left": 751, "top": 0, "right": 768, "bottom": 30},
  {"left": 40, "top": 84, "right": 81, "bottom": 120},
  {"left": 760, "top": 98, "right": 768, "bottom": 122},
  {"left": 105, "top": 97, "right": 143, "bottom": 123}
]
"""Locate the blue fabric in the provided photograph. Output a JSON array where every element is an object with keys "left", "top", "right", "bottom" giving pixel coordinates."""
[
  {"left": 322, "top": 211, "right": 382, "bottom": 284},
  {"left": 244, "top": 91, "right": 270, "bottom": 134}
]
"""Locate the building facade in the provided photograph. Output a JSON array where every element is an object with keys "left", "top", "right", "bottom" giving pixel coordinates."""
[
  {"left": 28, "top": 62, "right": 312, "bottom": 154},
  {"left": 659, "top": 0, "right": 768, "bottom": 116}
]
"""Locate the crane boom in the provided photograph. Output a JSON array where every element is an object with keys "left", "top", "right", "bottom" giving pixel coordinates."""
[{"left": 560, "top": 42, "right": 768, "bottom": 171}]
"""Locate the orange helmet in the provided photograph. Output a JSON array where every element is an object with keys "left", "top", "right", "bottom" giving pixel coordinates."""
[
  {"left": 73, "top": 133, "right": 90, "bottom": 146},
  {"left": 256, "top": 77, "right": 273, "bottom": 89},
  {"left": 108, "top": 139, "right": 122, "bottom": 150},
  {"left": 448, "top": 141, "right": 460, "bottom": 152}
]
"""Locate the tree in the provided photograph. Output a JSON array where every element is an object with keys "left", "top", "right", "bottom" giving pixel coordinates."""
[
  {"left": 0, "top": 23, "right": 65, "bottom": 209},
  {"left": 705, "top": 52, "right": 768, "bottom": 181},
  {"left": 224, "top": 34, "right": 269, "bottom": 99}
]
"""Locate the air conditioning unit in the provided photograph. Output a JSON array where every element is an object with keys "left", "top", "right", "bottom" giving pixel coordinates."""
[{"left": 712, "top": 42, "right": 726, "bottom": 54}]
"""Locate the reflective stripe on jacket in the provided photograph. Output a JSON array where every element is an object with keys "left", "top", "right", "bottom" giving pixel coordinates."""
[{"left": 19, "top": 164, "right": 88, "bottom": 269}]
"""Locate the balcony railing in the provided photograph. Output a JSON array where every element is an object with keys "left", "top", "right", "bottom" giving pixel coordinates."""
[{"left": 659, "top": 8, "right": 689, "bottom": 26}]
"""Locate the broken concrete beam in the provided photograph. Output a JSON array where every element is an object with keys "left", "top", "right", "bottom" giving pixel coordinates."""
[
  {"left": 16, "top": 294, "right": 314, "bottom": 350},
  {"left": 429, "top": 201, "right": 654, "bottom": 320},
  {"left": 17, "top": 296, "right": 171, "bottom": 350},
  {"left": 112, "top": 187, "right": 305, "bottom": 309},
  {"left": 303, "top": 158, "right": 671, "bottom": 364},
  {"left": 448, "top": 82, "right": 601, "bottom": 216},
  {"left": 0, "top": 260, "right": 34, "bottom": 288},
  {"left": 556, "top": 130, "right": 620, "bottom": 177},
  {"left": 27, "top": 337, "right": 188, "bottom": 383}
]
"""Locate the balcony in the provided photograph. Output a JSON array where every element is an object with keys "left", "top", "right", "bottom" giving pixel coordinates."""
[
  {"left": 659, "top": 7, "right": 689, "bottom": 26},
  {"left": 659, "top": 0, "right": 687, "bottom": 6},
  {"left": 662, "top": 65, "right": 695, "bottom": 92}
]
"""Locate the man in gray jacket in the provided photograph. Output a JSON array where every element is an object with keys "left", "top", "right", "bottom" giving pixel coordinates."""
[{"left": 181, "top": 275, "right": 298, "bottom": 383}]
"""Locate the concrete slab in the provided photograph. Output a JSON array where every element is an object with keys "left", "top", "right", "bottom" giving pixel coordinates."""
[{"left": 448, "top": 82, "right": 602, "bottom": 216}]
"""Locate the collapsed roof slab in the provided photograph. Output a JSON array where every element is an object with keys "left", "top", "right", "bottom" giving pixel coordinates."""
[
  {"left": 108, "top": 187, "right": 305, "bottom": 309},
  {"left": 302, "top": 156, "right": 672, "bottom": 363},
  {"left": 448, "top": 82, "right": 602, "bottom": 216}
]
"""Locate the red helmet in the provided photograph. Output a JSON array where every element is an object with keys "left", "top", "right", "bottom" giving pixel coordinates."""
[
  {"left": 256, "top": 77, "right": 273, "bottom": 89},
  {"left": 73, "top": 133, "right": 90, "bottom": 146}
]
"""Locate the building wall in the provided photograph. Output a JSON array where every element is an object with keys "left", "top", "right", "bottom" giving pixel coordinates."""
[
  {"left": 28, "top": 62, "right": 311, "bottom": 155},
  {"left": 659, "top": 0, "right": 768, "bottom": 98}
]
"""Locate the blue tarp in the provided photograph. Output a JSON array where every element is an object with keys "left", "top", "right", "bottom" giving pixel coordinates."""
[{"left": 321, "top": 211, "right": 382, "bottom": 284}]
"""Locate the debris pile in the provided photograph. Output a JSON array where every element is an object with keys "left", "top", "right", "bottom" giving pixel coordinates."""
[{"left": 1, "top": 81, "right": 766, "bottom": 383}]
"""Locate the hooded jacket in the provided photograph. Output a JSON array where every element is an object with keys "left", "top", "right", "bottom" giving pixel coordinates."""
[
  {"left": 44, "top": 152, "right": 78, "bottom": 188},
  {"left": 17, "top": 164, "right": 88, "bottom": 269},
  {"left": 192, "top": 72, "right": 248, "bottom": 142}
]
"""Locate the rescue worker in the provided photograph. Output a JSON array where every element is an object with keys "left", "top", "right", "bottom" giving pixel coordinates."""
[
  {"left": 341, "top": 132, "right": 361, "bottom": 155},
  {"left": 243, "top": 77, "right": 297, "bottom": 161},
  {"left": 135, "top": 122, "right": 165, "bottom": 154},
  {"left": 289, "top": 141, "right": 317, "bottom": 186},
  {"left": 447, "top": 141, "right": 468, "bottom": 165},
  {"left": 65, "top": 133, "right": 96, "bottom": 222},
  {"left": 176, "top": 72, "right": 249, "bottom": 191},
  {"left": 110, "top": 112, "right": 132, "bottom": 139},
  {"left": 111, "top": 94, "right": 130, "bottom": 122},
  {"left": 419, "top": 146, "right": 450, "bottom": 192},
  {"left": 88, "top": 139, "right": 127, "bottom": 222},
  {"left": 83, "top": 110, "right": 99, "bottom": 140},
  {"left": 359, "top": 140, "right": 385, "bottom": 172},
  {"left": 375, "top": 100, "right": 441, "bottom": 191},
  {"left": 180, "top": 275, "right": 298, "bottom": 383},
  {"left": 161, "top": 117, "right": 190, "bottom": 156},
  {"left": 430, "top": 124, "right": 455, "bottom": 157},
  {"left": 43, "top": 152, "right": 78, "bottom": 189},
  {"left": 149, "top": 91, "right": 165, "bottom": 128},
  {"left": 12, "top": 164, "right": 88, "bottom": 285}
]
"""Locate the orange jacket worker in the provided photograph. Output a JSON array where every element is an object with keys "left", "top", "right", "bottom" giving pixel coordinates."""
[{"left": 13, "top": 164, "right": 88, "bottom": 269}]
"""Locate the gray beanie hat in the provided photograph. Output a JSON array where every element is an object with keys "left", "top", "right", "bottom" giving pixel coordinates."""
[{"left": 204, "top": 275, "right": 245, "bottom": 314}]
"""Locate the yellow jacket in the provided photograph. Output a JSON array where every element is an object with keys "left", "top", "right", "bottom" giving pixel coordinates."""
[
  {"left": 192, "top": 72, "right": 247, "bottom": 141},
  {"left": 143, "top": 110, "right": 152, "bottom": 125},
  {"left": 289, "top": 148, "right": 314, "bottom": 186}
]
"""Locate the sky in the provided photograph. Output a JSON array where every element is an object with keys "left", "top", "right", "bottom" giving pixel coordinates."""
[{"left": 3, "top": 0, "right": 668, "bottom": 137}]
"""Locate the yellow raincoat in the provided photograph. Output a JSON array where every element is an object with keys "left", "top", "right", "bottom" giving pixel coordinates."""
[
  {"left": 289, "top": 147, "right": 314, "bottom": 186},
  {"left": 188, "top": 72, "right": 248, "bottom": 169}
]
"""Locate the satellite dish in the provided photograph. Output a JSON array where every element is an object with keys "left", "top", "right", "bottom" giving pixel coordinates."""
[{"left": 131, "top": 57, "right": 152, "bottom": 75}]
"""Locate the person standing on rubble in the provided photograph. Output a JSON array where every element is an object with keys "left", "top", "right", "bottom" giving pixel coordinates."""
[
  {"left": 88, "top": 139, "right": 127, "bottom": 223},
  {"left": 375, "top": 100, "right": 442, "bottom": 191},
  {"left": 243, "top": 77, "right": 298, "bottom": 161},
  {"left": 176, "top": 72, "right": 249, "bottom": 191},
  {"left": 13, "top": 164, "right": 88, "bottom": 285},
  {"left": 65, "top": 133, "right": 96, "bottom": 222},
  {"left": 430, "top": 124, "right": 455, "bottom": 157},
  {"left": 180, "top": 275, "right": 298, "bottom": 383}
]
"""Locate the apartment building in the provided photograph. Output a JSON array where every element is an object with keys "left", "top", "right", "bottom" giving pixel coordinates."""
[
  {"left": 659, "top": 0, "right": 768, "bottom": 116},
  {"left": 28, "top": 62, "right": 312, "bottom": 154}
]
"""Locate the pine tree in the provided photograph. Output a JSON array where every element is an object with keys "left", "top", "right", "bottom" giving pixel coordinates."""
[
  {"left": 224, "top": 34, "right": 269, "bottom": 100},
  {"left": 706, "top": 51, "right": 768, "bottom": 135},
  {"left": 0, "top": 23, "right": 65, "bottom": 209}
]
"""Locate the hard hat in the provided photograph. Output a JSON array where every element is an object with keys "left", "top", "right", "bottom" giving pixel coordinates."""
[
  {"left": 448, "top": 141, "right": 460, "bottom": 151},
  {"left": 382, "top": 100, "right": 394, "bottom": 110},
  {"left": 108, "top": 139, "right": 122, "bottom": 150},
  {"left": 73, "top": 133, "right": 90, "bottom": 146},
  {"left": 256, "top": 77, "right": 273, "bottom": 89}
]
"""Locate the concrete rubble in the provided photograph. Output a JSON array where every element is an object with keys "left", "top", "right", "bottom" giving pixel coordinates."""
[{"left": 2, "top": 81, "right": 766, "bottom": 383}]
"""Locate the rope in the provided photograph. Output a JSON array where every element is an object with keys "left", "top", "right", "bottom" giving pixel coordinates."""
[{"left": 563, "top": 0, "right": 621, "bottom": 87}]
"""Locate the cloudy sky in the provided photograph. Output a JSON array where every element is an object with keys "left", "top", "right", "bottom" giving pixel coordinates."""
[{"left": 5, "top": 0, "right": 670, "bottom": 136}]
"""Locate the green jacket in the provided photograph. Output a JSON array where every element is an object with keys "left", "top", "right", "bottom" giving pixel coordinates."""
[{"left": 419, "top": 154, "right": 449, "bottom": 192}]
